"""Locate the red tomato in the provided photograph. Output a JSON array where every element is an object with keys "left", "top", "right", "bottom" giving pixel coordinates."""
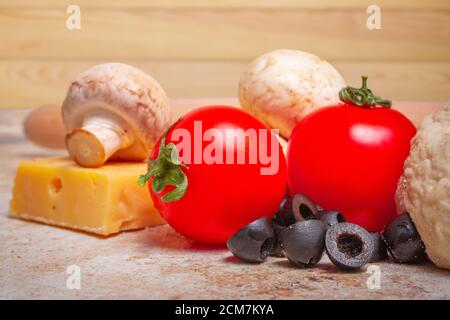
[
  {"left": 287, "top": 104, "right": 416, "bottom": 232},
  {"left": 146, "top": 106, "right": 287, "bottom": 245}
]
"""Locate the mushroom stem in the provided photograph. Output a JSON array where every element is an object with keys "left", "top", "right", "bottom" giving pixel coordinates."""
[{"left": 65, "top": 114, "right": 133, "bottom": 167}]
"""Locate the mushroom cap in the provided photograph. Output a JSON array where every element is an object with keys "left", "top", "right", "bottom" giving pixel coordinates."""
[
  {"left": 396, "top": 105, "right": 450, "bottom": 269},
  {"left": 238, "top": 49, "right": 345, "bottom": 138},
  {"left": 62, "top": 63, "right": 171, "bottom": 160}
]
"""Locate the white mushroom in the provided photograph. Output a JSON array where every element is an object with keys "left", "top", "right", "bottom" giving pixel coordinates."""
[
  {"left": 62, "top": 63, "right": 171, "bottom": 167},
  {"left": 238, "top": 49, "right": 345, "bottom": 138},
  {"left": 396, "top": 104, "right": 450, "bottom": 270}
]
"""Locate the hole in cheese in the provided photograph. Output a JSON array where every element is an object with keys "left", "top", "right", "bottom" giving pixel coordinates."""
[{"left": 49, "top": 177, "right": 62, "bottom": 195}]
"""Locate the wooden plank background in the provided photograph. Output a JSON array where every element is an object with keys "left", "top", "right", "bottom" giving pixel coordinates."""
[{"left": 0, "top": 0, "right": 449, "bottom": 108}]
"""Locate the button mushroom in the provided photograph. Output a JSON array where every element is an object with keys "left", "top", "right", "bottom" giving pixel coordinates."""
[
  {"left": 238, "top": 49, "right": 346, "bottom": 138},
  {"left": 62, "top": 63, "right": 171, "bottom": 167}
]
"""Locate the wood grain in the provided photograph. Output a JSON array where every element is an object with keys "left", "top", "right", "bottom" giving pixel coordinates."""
[
  {"left": 1, "top": 0, "right": 449, "bottom": 9},
  {"left": 0, "top": 60, "right": 448, "bottom": 108},
  {"left": 0, "top": 9, "right": 449, "bottom": 61},
  {"left": 0, "top": 1, "right": 448, "bottom": 108}
]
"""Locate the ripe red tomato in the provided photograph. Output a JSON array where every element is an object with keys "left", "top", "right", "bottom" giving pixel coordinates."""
[
  {"left": 143, "top": 106, "right": 287, "bottom": 245},
  {"left": 287, "top": 104, "right": 416, "bottom": 232}
]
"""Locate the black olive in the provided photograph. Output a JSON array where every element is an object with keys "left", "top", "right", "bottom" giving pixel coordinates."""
[
  {"left": 226, "top": 217, "right": 275, "bottom": 263},
  {"left": 382, "top": 213, "right": 426, "bottom": 264},
  {"left": 325, "top": 222, "right": 374, "bottom": 270},
  {"left": 369, "top": 232, "right": 388, "bottom": 262},
  {"left": 281, "top": 220, "right": 326, "bottom": 268},
  {"left": 272, "top": 195, "right": 289, "bottom": 226},
  {"left": 277, "top": 193, "right": 318, "bottom": 226},
  {"left": 269, "top": 222, "right": 286, "bottom": 257},
  {"left": 315, "top": 210, "right": 346, "bottom": 230}
]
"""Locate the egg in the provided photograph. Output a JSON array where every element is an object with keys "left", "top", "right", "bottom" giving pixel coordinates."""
[{"left": 23, "top": 104, "right": 66, "bottom": 149}]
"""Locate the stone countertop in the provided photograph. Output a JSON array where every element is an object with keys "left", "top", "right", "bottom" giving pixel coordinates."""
[{"left": 1, "top": 100, "right": 449, "bottom": 299}]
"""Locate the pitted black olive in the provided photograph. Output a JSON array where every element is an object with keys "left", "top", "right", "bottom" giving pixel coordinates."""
[
  {"left": 272, "top": 195, "right": 289, "bottom": 226},
  {"left": 277, "top": 193, "right": 318, "bottom": 226},
  {"left": 382, "top": 213, "right": 426, "bottom": 264},
  {"left": 325, "top": 222, "right": 374, "bottom": 270},
  {"left": 281, "top": 220, "right": 326, "bottom": 267},
  {"left": 227, "top": 217, "right": 275, "bottom": 263},
  {"left": 315, "top": 210, "right": 346, "bottom": 230},
  {"left": 369, "top": 232, "right": 388, "bottom": 262},
  {"left": 275, "top": 194, "right": 296, "bottom": 226},
  {"left": 269, "top": 222, "right": 286, "bottom": 257}
]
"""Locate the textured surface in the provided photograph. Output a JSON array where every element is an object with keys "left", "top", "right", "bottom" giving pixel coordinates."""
[
  {"left": 0, "top": 0, "right": 450, "bottom": 108},
  {"left": 0, "top": 99, "right": 449, "bottom": 299},
  {"left": 1, "top": 61, "right": 450, "bottom": 109},
  {"left": 1, "top": 6, "right": 449, "bottom": 61},
  {"left": 396, "top": 105, "right": 450, "bottom": 269}
]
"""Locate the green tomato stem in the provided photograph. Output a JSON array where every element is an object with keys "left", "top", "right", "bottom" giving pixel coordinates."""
[
  {"left": 137, "top": 121, "right": 188, "bottom": 202},
  {"left": 339, "top": 76, "right": 392, "bottom": 108}
]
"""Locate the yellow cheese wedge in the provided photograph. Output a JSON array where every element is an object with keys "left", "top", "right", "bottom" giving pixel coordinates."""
[{"left": 10, "top": 157, "right": 165, "bottom": 235}]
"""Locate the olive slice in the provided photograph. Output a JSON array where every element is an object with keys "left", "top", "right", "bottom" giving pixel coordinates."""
[
  {"left": 315, "top": 210, "right": 346, "bottom": 230},
  {"left": 227, "top": 217, "right": 275, "bottom": 263},
  {"left": 269, "top": 222, "right": 286, "bottom": 257},
  {"left": 382, "top": 213, "right": 426, "bottom": 264},
  {"left": 277, "top": 193, "right": 318, "bottom": 226},
  {"left": 281, "top": 220, "right": 326, "bottom": 268},
  {"left": 325, "top": 222, "right": 374, "bottom": 270},
  {"left": 369, "top": 232, "right": 388, "bottom": 262},
  {"left": 272, "top": 195, "right": 289, "bottom": 226}
]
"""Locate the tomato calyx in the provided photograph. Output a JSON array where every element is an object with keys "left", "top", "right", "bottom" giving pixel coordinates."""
[
  {"left": 138, "top": 127, "right": 189, "bottom": 202},
  {"left": 339, "top": 76, "right": 392, "bottom": 109}
]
